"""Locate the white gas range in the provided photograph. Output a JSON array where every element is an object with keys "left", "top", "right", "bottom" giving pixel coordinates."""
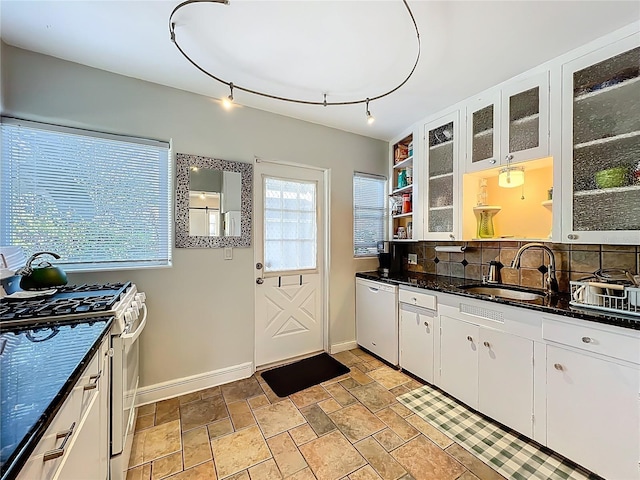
[{"left": 0, "top": 282, "right": 147, "bottom": 480}]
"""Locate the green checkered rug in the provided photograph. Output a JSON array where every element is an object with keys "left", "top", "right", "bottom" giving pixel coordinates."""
[{"left": 397, "top": 385, "right": 599, "bottom": 480}]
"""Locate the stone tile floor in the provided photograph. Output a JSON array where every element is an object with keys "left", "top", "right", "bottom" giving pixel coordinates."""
[{"left": 126, "top": 349, "right": 506, "bottom": 480}]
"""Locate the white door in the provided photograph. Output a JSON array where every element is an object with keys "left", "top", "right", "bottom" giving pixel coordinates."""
[
  {"left": 254, "top": 161, "right": 326, "bottom": 367},
  {"left": 400, "top": 306, "right": 435, "bottom": 383},
  {"left": 439, "top": 315, "right": 478, "bottom": 408},
  {"left": 478, "top": 329, "right": 533, "bottom": 437}
]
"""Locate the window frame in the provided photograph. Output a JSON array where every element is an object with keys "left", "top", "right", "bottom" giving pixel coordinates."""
[
  {"left": 0, "top": 117, "right": 172, "bottom": 272},
  {"left": 353, "top": 171, "right": 387, "bottom": 258}
]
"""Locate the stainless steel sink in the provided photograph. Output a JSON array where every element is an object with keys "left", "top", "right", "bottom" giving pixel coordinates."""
[{"left": 459, "top": 284, "right": 546, "bottom": 301}]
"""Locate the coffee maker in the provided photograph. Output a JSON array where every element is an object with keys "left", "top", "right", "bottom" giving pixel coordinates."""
[{"left": 377, "top": 241, "right": 402, "bottom": 277}]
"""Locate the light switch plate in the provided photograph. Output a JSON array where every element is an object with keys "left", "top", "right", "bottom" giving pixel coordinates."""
[
  {"left": 224, "top": 248, "right": 233, "bottom": 260},
  {"left": 408, "top": 253, "right": 418, "bottom": 265}
]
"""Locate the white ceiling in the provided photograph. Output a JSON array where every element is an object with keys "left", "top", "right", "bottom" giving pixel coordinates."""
[{"left": 1, "top": 1, "right": 638, "bottom": 141}]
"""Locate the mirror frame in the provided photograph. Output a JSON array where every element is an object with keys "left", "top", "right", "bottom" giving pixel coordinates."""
[{"left": 175, "top": 152, "right": 253, "bottom": 248}]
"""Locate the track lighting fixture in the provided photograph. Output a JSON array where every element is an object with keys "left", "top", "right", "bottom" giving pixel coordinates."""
[
  {"left": 168, "top": 0, "right": 421, "bottom": 122},
  {"left": 366, "top": 99, "right": 375, "bottom": 125}
]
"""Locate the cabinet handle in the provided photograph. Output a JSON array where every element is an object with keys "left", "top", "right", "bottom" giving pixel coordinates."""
[
  {"left": 43, "top": 422, "right": 76, "bottom": 462},
  {"left": 567, "top": 234, "right": 578, "bottom": 240},
  {"left": 553, "top": 363, "right": 564, "bottom": 371},
  {"left": 411, "top": 297, "right": 417, "bottom": 303},
  {"left": 83, "top": 371, "right": 102, "bottom": 391},
  {"left": 423, "top": 321, "right": 429, "bottom": 327},
  {"left": 483, "top": 341, "right": 490, "bottom": 348},
  {"left": 505, "top": 154, "right": 514, "bottom": 161},
  {"left": 466, "top": 336, "right": 473, "bottom": 342},
  {"left": 581, "top": 336, "right": 592, "bottom": 344},
  {"left": 489, "top": 159, "right": 497, "bottom": 164},
  {"left": 449, "top": 234, "right": 455, "bottom": 240}
]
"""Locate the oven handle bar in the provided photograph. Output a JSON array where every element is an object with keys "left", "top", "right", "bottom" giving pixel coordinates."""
[{"left": 121, "top": 304, "right": 147, "bottom": 345}]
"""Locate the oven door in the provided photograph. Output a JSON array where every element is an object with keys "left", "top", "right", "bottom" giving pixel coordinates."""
[{"left": 111, "top": 304, "right": 147, "bottom": 462}]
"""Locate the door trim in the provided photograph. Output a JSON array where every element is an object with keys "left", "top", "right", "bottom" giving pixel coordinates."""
[{"left": 253, "top": 157, "right": 331, "bottom": 371}]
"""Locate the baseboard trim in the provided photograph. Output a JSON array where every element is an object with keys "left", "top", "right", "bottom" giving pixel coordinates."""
[
  {"left": 136, "top": 362, "right": 254, "bottom": 406},
  {"left": 330, "top": 340, "right": 358, "bottom": 354}
]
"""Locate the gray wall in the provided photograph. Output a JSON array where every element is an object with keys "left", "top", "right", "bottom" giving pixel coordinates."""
[{"left": 1, "top": 44, "right": 386, "bottom": 387}]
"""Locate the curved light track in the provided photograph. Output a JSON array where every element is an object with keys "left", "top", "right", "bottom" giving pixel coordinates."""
[{"left": 169, "top": 0, "right": 421, "bottom": 107}]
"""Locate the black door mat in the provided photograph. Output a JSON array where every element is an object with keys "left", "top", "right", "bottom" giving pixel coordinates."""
[{"left": 260, "top": 352, "right": 350, "bottom": 397}]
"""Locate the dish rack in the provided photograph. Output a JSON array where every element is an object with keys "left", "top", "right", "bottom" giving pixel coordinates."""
[{"left": 570, "top": 280, "right": 640, "bottom": 317}]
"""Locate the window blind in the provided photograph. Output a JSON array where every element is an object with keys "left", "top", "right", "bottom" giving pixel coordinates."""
[
  {"left": 0, "top": 118, "right": 172, "bottom": 271},
  {"left": 353, "top": 172, "right": 386, "bottom": 257}
]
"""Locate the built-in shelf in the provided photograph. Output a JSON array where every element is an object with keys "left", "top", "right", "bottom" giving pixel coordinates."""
[
  {"left": 473, "top": 127, "right": 494, "bottom": 138},
  {"left": 429, "top": 139, "right": 453, "bottom": 150},
  {"left": 510, "top": 113, "right": 539, "bottom": 126},
  {"left": 390, "top": 184, "right": 413, "bottom": 195},
  {"left": 429, "top": 172, "right": 454, "bottom": 180},
  {"left": 391, "top": 238, "right": 418, "bottom": 243},
  {"left": 393, "top": 156, "right": 413, "bottom": 169},
  {"left": 574, "top": 130, "right": 640, "bottom": 150},
  {"left": 541, "top": 200, "right": 553, "bottom": 207},
  {"left": 429, "top": 205, "right": 454, "bottom": 211},
  {"left": 574, "top": 75, "right": 640, "bottom": 102},
  {"left": 574, "top": 184, "right": 640, "bottom": 197},
  {"left": 392, "top": 212, "right": 413, "bottom": 219}
]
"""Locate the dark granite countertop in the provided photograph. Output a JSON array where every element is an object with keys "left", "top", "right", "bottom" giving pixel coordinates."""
[
  {"left": 0, "top": 317, "right": 113, "bottom": 480},
  {"left": 356, "top": 271, "right": 640, "bottom": 331}
]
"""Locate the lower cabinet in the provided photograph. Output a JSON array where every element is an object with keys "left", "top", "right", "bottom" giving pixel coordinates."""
[
  {"left": 17, "top": 337, "right": 110, "bottom": 480},
  {"left": 399, "top": 305, "right": 436, "bottom": 383},
  {"left": 546, "top": 344, "right": 639, "bottom": 480},
  {"left": 439, "top": 315, "right": 534, "bottom": 437}
]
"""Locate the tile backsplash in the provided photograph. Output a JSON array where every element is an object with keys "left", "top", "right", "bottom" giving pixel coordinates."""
[{"left": 401, "top": 241, "right": 640, "bottom": 293}]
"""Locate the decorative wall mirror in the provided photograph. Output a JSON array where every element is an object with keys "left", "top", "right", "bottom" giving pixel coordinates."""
[{"left": 175, "top": 153, "right": 252, "bottom": 248}]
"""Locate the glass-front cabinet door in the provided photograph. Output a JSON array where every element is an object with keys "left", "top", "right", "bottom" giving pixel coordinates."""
[
  {"left": 424, "top": 111, "right": 459, "bottom": 240},
  {"left": 466, "top": 91, "right": 500, "bottom": 173},
  {"left": 561, "top": 34, "right": 640, "bottom": 244},
  {"left": 500, "top": 71, "right": 549, "bottom": 163}
]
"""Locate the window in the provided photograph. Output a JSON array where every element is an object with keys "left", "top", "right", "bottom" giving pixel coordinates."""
[
  {"left": 353, "top": 172, "right": 386, "bottom": 257},
  {"left": 263, "top": 177, "right": 317, "bottom": 273},
  {"left": 0, "top": 118, "right": 171, "bottom": 271}
]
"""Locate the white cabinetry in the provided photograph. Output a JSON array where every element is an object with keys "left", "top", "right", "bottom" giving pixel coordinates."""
[
  {"left": 17, "top": 337, "right": 110, "bottom": 480},
  {"left": 423, "top": 111, "right": 461, "bottom": 240},
  {"left": 399, "top": 287, "right": 437, "bottom": 383},
  {"left": 355, "top": 278, "right": 398, "bottom": 365},
  {"left": 439, "top": 313, "right": 534, "bottom": 437},
  {"left": 544, "top": 317, "right": 640, "bottom": 480},
  {"left": 560, "top": 33, "right": 640, "bottom": 244},
  {"left": 466, "top": 71, "right": 550, "bottom": 173}
]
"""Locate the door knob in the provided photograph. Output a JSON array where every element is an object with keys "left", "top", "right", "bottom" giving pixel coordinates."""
[
  {"left": 423, "top": 321, "right": 429, "bottom": 327},
  {"left": 256, "top": 262, "right": 263, "bottom": 270},
  {"left": 553, "top": 363, "right": 564, "bottom": 371},
  {"left": 256, "top": 278, "right": 264, "bottom": 285},
  {"left": 467, "top": 336, "right": 473, "bottom": 342},
  {"left": 483, "top": 341, "right": 490, "bottom": 348}
]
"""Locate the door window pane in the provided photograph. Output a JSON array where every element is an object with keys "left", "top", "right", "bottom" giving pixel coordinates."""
[{"left": 264, "top": 177, "right": 317, "bottom": 272}]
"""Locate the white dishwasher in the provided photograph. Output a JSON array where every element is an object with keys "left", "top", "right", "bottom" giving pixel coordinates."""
[{"left": 355, "top": 278, "right": 398, "bottom": 365}]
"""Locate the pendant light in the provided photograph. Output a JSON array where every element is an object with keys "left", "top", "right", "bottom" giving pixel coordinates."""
[{"left": 498, "top": 154, "right": 525, "bottom": 188}]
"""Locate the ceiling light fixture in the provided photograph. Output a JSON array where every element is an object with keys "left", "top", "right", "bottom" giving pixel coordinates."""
[
  {"left": 498, "top": 166, "right": 525, "bottom": 188},
  {"left": 169, "top": 0, "right": 421, "bottom": 123}
]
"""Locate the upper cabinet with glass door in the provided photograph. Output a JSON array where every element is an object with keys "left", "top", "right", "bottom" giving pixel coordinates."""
[
  {"left": 465, "top": 72, "right": 549, "bottom": 173},
  {"left": 424, "top": 111, "right": 460, "bottom": 240},
  {"left": 561, "top": 34, "right": 640, "bottom": 244}
]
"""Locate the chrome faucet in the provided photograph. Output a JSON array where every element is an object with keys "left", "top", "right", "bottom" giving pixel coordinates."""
[{"left": 510, "top": 243, "right": 558, "bottom": 294}]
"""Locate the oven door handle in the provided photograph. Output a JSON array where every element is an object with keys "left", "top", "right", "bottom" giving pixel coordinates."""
[{"left": 121, "top": 304, "right": 147, "bottom": 345}]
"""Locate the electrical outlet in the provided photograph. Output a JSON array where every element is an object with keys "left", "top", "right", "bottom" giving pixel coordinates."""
[
  {"left": 224, "top": 248, "right": 233, "bottom": 260},
  {"left": 408, "top": 253, "right": 418, "bottom": 265}
]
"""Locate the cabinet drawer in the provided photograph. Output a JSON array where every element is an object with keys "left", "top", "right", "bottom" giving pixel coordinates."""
[
  {"left": 28, "top": 348, "right": 101, "bottom": 458},
  {"left": 399, "top": 288, "right": 437, "bottom": 310},
  {"left": 542, "top": 318, "right": 640, "bottom": 364}
]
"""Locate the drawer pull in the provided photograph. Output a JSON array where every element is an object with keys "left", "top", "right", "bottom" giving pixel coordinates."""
[
  {"left": 411, "top": 298, "right": 417, "bottom": 303},
  {"left": 581, "top": 336, "right": 592, "bottom": 344},
  {"left": 83, "top": 371, "right": 102, "bottom": 391},
  {"left": 43, "top": 422, "right": 75, "bottom": 462},
  {"left": 423, "top": 321, "right": 429, "bottom": 327},
  {"left": 483, "top": 341, "right": 490, "bottom": 348},
  {"left": 553, "top": 363, "right": 564, "bottom": 371},
  {"left": 466, "top": 336, "right": 473, "bottom": 342}
]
